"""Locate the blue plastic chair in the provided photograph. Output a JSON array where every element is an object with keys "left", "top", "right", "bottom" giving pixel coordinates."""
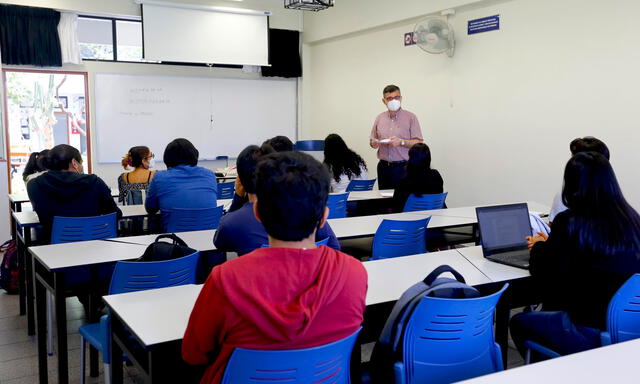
[
  {"left": 371, "top": 218, "right": 431, "bottom": 260},
  {"left": 327, "top": 193, "right": 349, "bottom": 219},
  {"left": 222, "top": 327, "right": 361, "bottom": 383},
  {"left": 394, "top": 284, "right": 509, "bottom": 384},
  {"left": 295, "top": 140, "right": 324, "bottom": 151},
  {"left": 346, "top": 179, "right": 376, "bottom": 192},
  {"left": 78, "top": 252, "right": 200, "bottom": 384},
  {"left": 403, "top": 192, "right": 448, "bottom": 212},
  {"left": 51, "top": 213, "right": 118, "bottom": 244},
  {"left": 217, "top": 181, "right": 235, "bottom": 200},
  {"left": 524, "top": 273, "right": 640, "bottom": 363},
  {"left": 162, "top": 206, "right": 224, "bottom": 232}
]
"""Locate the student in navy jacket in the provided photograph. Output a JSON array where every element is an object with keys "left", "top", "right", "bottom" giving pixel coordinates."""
[{"left": 510, "top": 152, "right": 640, "bottom": 359}]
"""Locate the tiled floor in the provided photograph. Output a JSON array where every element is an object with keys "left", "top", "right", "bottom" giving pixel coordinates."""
[{"left": 0, "top": 292, "right": 143, "bottom": 383}]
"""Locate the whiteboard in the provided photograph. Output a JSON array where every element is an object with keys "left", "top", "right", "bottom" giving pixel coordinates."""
[{"left": 94, "top": 73, "right": 297, "bottom": 163}]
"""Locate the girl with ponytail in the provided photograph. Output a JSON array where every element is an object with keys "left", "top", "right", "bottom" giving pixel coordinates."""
[{"left": 117, "top": 146, "right": 156, "bottom": 203}]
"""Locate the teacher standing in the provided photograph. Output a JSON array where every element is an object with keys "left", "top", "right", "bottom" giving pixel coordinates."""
[{"left": 369, "top": 85, "right": 424, "bottom": 190}]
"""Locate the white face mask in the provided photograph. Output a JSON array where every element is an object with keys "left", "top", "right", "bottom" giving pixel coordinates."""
[
  {"left": 148, "top": 158, "right": 156, "bottom": 169},
  {"left": 387, "top": 99, "right": 401, "bottom": 112}
]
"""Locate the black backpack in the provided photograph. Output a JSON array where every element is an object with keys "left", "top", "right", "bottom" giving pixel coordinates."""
[
  {"left": 369, "top": 265, "right": 481, "bottom": 383},
  {"left": 137, "top": 234, "right": 197, "bottom": 262},
  {"left": 0, "top": 240, "right": 19, "bottom": 294}
]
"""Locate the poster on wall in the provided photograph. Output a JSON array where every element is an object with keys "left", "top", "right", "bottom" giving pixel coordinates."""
[{"left": 468, "top": 15, "right": 500, "bottom": 35}]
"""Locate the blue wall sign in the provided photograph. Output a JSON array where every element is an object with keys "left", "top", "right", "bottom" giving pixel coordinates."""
[{"left": 468, "top": 15, "right": 500, "bottom": 35}]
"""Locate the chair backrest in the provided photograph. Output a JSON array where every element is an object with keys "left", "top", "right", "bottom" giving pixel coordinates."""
[
  {"left": 346, "top": 179, "right": 376, "bottom": 192},
  {"left": 108, "top": 251, "right": 199, "bottom": 294},
  {"left": 399, "top": 284, "right": 508, "bottom": 384},
  {"left": 403, "top": 192, "right": 448, "bottom": 212},
  {"left": 371, "top": 218, "right": 430, "bottom": 260},
  {"left": 295, "top": 140, "right": 324, "bottom": 151},
  {"left": 222, "top": 327, "right": 361, "bottom": 384},
  {"left": 162, "top": 206, "right": 224, "bottom": 232},
  {"left": 327, "top": 193, "right": 349, "bottom": 219},
  {"left": 606, "top": 273, "right": 640, "bottom": 344},
  {"left": 51, "top": 213, "right": 118, "bottom": 244},
  {"left": 217, "top": 181, "right": 235, "bottom": 200}
]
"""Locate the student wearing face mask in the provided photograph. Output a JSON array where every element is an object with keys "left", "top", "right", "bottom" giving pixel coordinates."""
[
  {"left": 118, "top": 146, "right": 156, "bottom": 204},
  {"left": 27, "top": 144, "right": 121, "bottom": 242},
  {"left": 369, "top": 85, "right": 424, "bottom": 189}
]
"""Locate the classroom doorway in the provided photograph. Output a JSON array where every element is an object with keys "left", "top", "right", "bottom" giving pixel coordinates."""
[{"left": 3, "top": 69, "right": 91, "bottom": 194}]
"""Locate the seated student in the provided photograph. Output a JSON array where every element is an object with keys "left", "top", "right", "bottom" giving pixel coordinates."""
[
  {"left": 262, "top": 135, "right": 294, "bottom": 152},
  {"left": 549, "top": 136, "right": 610, "bottom": 224},
  {"left": 117, "top": 146, "right": 156, "bottom": 204},
  {"left": 323, "top": 133, "right": 368, "bottom": 193},
  {"left": 22, "top": 149, "right": 50, "bottom": 184},
  {"left": 214, "top": 145, "right": 341, "bottom": 255},
  {"left": 27, "top": 144, "right": 121, "bottom": 241},
  {"left": 392, "top": 143, "right": 444, "bottom": 212},
  {"left": 145, "top": 138, "right": 217, "bottom": 214},
  {"left": 510, "top": 152, "right": 640, "bottom": 358},
  {"left": 227, "top": 136, "right": 295, "bottom": 213},
  {"left": 183, "top": 151, "right": 367, "bottom": 384}
]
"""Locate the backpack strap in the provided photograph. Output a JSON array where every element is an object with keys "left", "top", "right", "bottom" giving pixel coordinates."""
[
  {"left": 424, "top": 264, "right": 465, "bottom": 285},
  {"left": 154, "top": 233, "right": 188, "bottom": 247}
]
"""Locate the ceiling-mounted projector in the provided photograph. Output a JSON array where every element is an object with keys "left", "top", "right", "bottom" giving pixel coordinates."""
[{"left": 284, "top": 0, "right": 334, "bottom": 12}]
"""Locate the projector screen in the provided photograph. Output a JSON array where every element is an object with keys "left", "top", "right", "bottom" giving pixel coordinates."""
[{"left": 142, "top": 3, "right": 269, "bottom": 66}]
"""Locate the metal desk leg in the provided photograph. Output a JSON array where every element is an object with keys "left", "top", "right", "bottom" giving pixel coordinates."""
[
  {"left": 54, "top": 272, "right": 69, "bottom": 384},
  {"left": 24, "top": 228, "right": 36, "bottom": 335},
  {"left": 110, "top": 311, "right": 124, "bottom": 384},
  {"left": 35, "top": 263, "right": 48, "bottom": 384},
  {"left": 18, "top": 235, "right": 26, "bottom": 316}
]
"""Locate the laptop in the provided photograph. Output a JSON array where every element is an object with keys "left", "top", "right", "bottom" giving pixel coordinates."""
[{"left": 475, "top": 203, "right": 532, "bottom": 269}]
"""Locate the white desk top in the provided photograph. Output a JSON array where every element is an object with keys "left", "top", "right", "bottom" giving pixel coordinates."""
[
  {"left": 456, "top": 338, "right": 640, "bottom": 384},
  {"left": 103, "top": 249, "right": 491, "bottom": 346},
  {"left": 12, "top": 210, "right": 40, "bottom": 226},
  {"left": 114, "top": 230, "right": 217, "bottom": 252},
  {"left": 363, "top": 249, "right": 491, "bottom": 306},
  {"left": 328, "top": 212, "right": 474, "bottom": 239},
  {"left": 29, "top": 240, "right": 147, "bottom": 271},
  {"left": 104, "top": 284, "right": 202, "bottom": 347},
  {"left": 345, "top": 189, "right": 393, "bottom": 201},
  {"left": 430, "top": 201, "right": 550, "bottom": 219},
  {"left": 456, "top": 246, "right": 530, "bottom": 282}
]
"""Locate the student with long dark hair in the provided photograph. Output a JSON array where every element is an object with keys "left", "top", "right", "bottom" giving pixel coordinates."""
[
  {"left": 392, "top": 143, "right": 444, "bottom": 212},
  {"left": 323, "top": 134, "right": 368, "bottom": 193},
  {"left": 510, "top": 152, "right": 640, "bottom": 358},
  {"left": 27, "top": 144, "right": 121, "bottom": 240},
  {"left": 23, "top": 149, "right": 50, "bottom": 184}
]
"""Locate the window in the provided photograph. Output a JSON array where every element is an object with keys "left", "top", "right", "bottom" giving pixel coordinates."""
[
  {"left": 78, "top": 16, "right": 143, "bottom": 62},
  {"left": 78, "top": 17, "right": 114, "bottom": 60},
  {"left": 116, "top": 20, "right": 143, "bottom": 62}
]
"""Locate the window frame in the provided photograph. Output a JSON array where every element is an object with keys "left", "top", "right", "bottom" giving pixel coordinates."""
[{"left": 77, "top": 14, "right": 242, "bottom": 69}]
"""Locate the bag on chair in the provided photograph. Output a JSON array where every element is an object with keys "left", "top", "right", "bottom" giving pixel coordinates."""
[
  {"left": 369, "top": 264, "right": 481, "bottom": 383},
  {"left": 137, "top": 234, "right": 197, "bottom": 262},
  {"left": 0, "top": 240, "right": 19, "bottom": 294}
]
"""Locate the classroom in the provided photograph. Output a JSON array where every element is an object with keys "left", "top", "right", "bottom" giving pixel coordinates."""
[{"left": 1, "top": 0, "right": 640, "bottom": 383}]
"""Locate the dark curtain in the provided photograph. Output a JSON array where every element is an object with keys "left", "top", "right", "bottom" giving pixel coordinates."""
[
  {"left": 262, "top": 28, "right": 302, "bottom": 78},
  {"left": 0, "top": 4, "right": 62, "bottom": 67}
]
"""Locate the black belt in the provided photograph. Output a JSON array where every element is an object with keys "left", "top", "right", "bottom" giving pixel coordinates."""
[{"left": 379, "top": 160, "right": 407, "bottom": 166}]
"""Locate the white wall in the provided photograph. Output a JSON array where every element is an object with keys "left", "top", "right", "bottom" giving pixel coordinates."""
[{"left": 302, "top": 0, "right": 640, "bottom": 210}]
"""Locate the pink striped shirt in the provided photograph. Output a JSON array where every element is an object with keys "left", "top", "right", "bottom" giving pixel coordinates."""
[{"left": 370, "top": 109, "right": 423, "bottom": 161}]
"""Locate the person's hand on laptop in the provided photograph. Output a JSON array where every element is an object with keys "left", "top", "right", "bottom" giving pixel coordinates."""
[{"left": 526, "top": 232, "right": 549, "bottom": 249}]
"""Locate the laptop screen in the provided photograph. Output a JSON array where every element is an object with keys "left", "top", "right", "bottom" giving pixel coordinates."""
[{"left": 476, "top": 203, "right": 531, "bottom": 253}]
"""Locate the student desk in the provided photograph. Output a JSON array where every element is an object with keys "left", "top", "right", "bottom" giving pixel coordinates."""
[
  {"left": 30, "top": 240, "right": 147, "bottom": 384},
  {"left": 104, "top": 249, "right": 489, "bottom": 383},
  {"left": 12, "top": 210, "right": 41, "bottom": 332},
  {"left": 457, "top": 338, "right": 640, "bottom": 384},
  {"left": 111, "top": 229, "right": 217, "bottom": 252}
]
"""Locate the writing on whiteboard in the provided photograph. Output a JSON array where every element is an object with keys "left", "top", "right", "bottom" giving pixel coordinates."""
[{"left": 128, "top": 87, "right": 171, "bottom": 105}]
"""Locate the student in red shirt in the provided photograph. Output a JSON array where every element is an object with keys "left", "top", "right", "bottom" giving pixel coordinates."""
[{"left": 182, "top": 151, "right": 368, "bottom": 384}]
